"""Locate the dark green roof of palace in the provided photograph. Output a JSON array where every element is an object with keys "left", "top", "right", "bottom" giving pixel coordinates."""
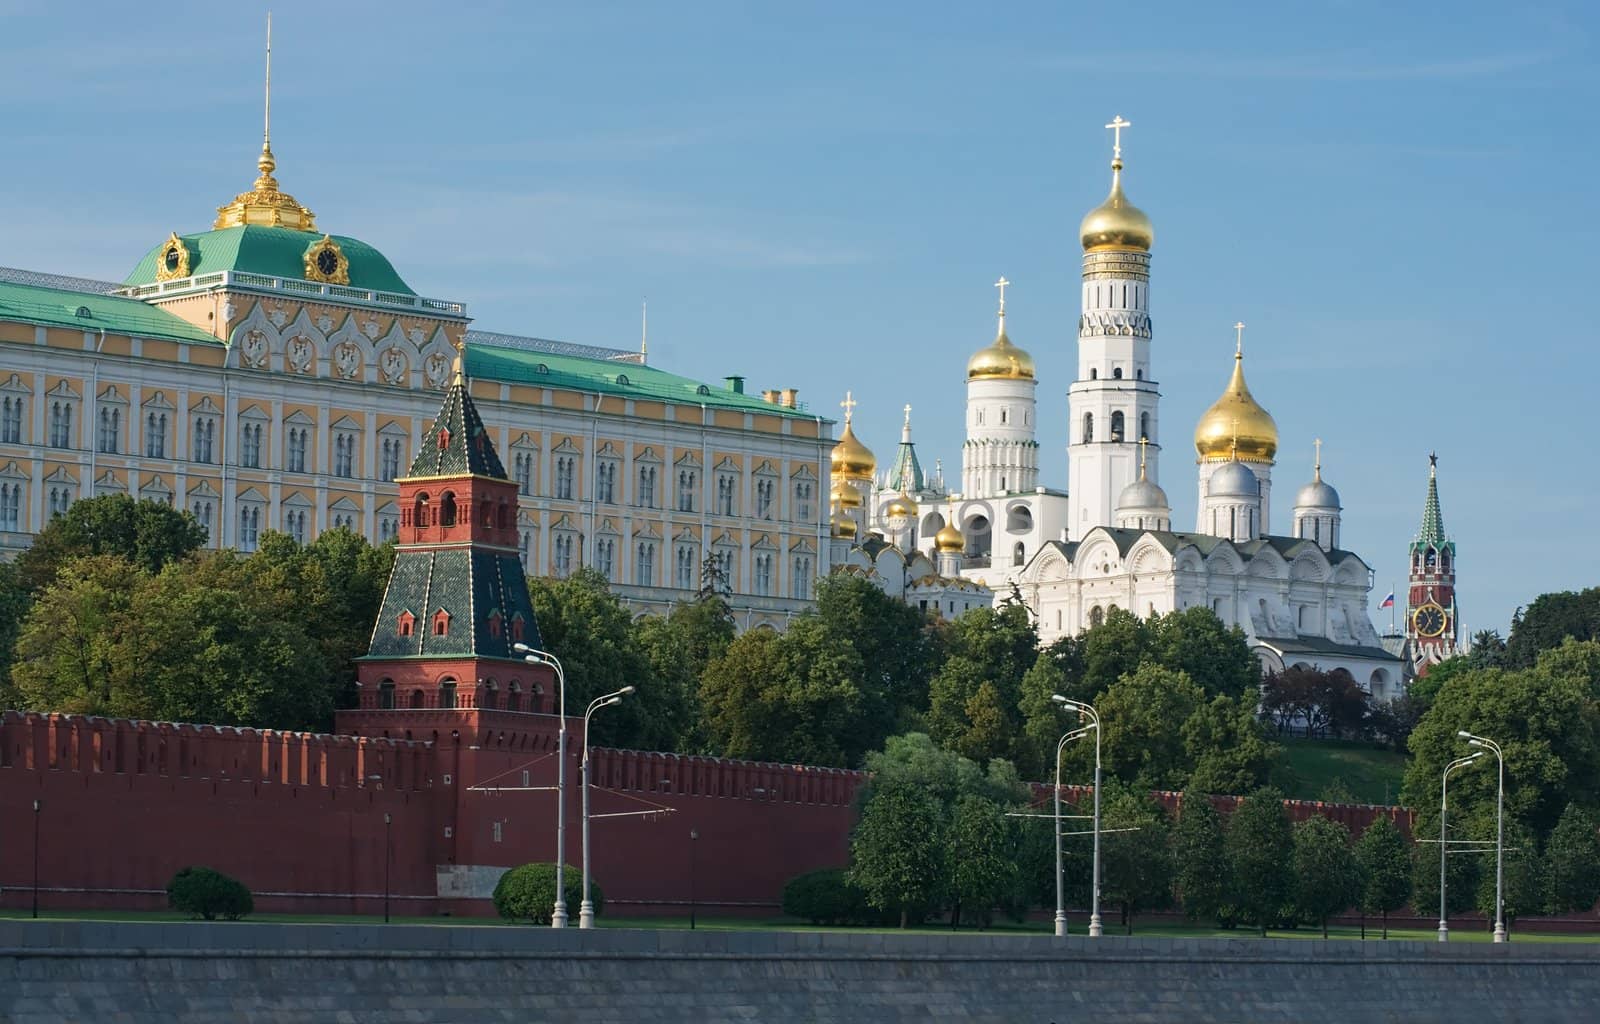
[
  {"left": 407, "top": 370, "right": 508, "bottom": 479},
  {"left": 124, "top": 226, "right": 416, "bottom": 296},
  {"left": 464, "top": 342, "right": 818, "bottom": 418},
  {"left": 0, "top": 279, "right": 220, "bottom": 345}
]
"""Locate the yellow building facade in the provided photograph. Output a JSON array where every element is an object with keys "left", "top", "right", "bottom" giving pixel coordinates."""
[{"left": 0, "top": 135, "right": 830, "bottom": 629}]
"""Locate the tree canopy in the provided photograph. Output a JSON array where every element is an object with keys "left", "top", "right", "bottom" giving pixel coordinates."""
[{"left": 15, "top": 494, "right": 205, "bottom": 594}]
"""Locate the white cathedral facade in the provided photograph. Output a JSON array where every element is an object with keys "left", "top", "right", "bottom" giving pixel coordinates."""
[{"left": 826, "top": 120, "right": 1404, "bottom": 700}]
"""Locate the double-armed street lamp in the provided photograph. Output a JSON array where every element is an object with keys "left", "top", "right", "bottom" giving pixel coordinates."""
[
  {"left": 514, "top": 642, "right": 569, "bottom": 928},
  {"left": 1458, "top": 730, "right": 1507, "bottom": 942},
  {"left": 1437, "top": 751, "right": 1485, "bottom": 942},
  {"left": 1052, "top": 695, "right": 1103, "bottom": 938},
  {"left": 580, "top": 685, "right": 635, "bottom": 929}
]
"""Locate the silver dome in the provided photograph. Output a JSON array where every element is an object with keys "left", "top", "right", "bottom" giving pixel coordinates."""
[
  {"left": 1207, "top": 460, "right": 1259, "bottom": 498},
  {"left": 1118, "top": 476, "right": 1170, "bottom": 511},
  {"left": 1295, "top": 478, "right": 1341, "bottom": 509}
]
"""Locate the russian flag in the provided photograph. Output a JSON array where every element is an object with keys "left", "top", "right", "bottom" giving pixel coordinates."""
[{"left": 1379, "top": 592, "right": 1395, "bottom": 609}]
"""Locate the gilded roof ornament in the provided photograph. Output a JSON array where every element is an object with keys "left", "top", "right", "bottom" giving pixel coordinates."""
[
  {"left": 154, "top": 233, "right": 192, "bottom": 282},
  {"left": 966, "top": 276, "right": 1036, "bottom": 381},
  {"left": 214, "top": 15, "right": 318, "bottom": 232},
  {"left": 831, "top": 390, "right": 878, "bottom": 478},
  {"left": 1194, "top": 323, "right": 1279, "bottom": 463},
  {"left": 1079, "top": 115, "right": 1154, "bottom": 252}
]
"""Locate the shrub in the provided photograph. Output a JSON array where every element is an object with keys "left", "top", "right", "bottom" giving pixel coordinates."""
[
  {"left": 493, "top": 863, "right": 599, "bottom": 924},
  {"left": 166, "top": 866, "right": 253, "bottom": 921},
  {"left": 781, "top": 868, "right": 883, "bottom": 926}
]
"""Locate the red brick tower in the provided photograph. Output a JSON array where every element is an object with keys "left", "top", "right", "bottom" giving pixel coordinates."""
[
  {"left": 347, "top": 353, "right": 553, "bottom": 717},
  {"left": 1405, "top": 453, "right": 1458, "bottom": 672}
]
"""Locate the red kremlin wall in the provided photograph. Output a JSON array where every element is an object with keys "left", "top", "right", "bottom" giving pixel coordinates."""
[{"left": 0, "top": 709, "right": 1405, "bottom": 918}]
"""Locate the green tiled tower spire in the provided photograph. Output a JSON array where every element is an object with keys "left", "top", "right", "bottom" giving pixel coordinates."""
[
  {"left": 355, "top": 357, "right": 542, "bottom": 709},
  {"left": 1410, "top": 452, "right": 1453, "bottom": 555},
  {"left": 885, "top": 404, "right": 925, "bottom": 494}
]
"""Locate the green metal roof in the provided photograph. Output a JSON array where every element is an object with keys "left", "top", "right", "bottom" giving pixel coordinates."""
[
  {"left": 464, "top": 342, "right": 819, "bottom": 418},
  {"left": 1411, "top": 462, "right": 1454, "bottom": 554},
  {"left": 0, "top": 280, "right": 221, "bottom": 346},
  {"left": 407, "top": 370, "right": 507, "bottom": 480},
  {"left": 124, "top": 226, "right": 416, "bottom": 296}
]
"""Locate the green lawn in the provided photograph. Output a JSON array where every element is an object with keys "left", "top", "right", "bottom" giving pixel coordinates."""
[
  {"left": 4, "top": 907, "right": 1595, "bottom": 943},
  {"left": 1279, "top": 736, "right": 1408, "bottom": 805}
]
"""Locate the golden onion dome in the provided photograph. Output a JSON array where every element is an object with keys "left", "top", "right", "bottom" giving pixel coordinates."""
[
  {"left": 831, "top": 417, "right": 877, "bottom": 478},
  {"left": 934, "top": 521, "right": 964, "bottom": 553},
  {"left": 831, "top": 479, "right": 864, "bottom": 510},
  {"left": 1194, "top": 348, "right": 1278, "bottom": 463},
  {"left": 966, "top": 319, "right": 1036, "bottom": 381},
  {"left": 830, "top": 508, "right": 858, "bottom": 540},
  {"left": 1079, "top": 159, "right": 1153, "bottom": 253},
  {"left": 885, "top": 493, "right": 918, "bottom": 519}
]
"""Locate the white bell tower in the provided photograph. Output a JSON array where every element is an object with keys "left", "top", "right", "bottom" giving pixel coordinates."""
[{"left": 1068, "top": 116, "right": 1161, "bottom": 535}]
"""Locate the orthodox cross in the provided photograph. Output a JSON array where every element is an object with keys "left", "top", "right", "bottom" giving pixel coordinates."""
[
  {"left": 1234, "top": 321, "right": 1246, "bottom": 354},
  {"left": 841, "top": 391, "right": 858, "bottom": 423},
  {"left": 1138, "top": 436, "right": 1149, "bottom": 476},
  {"left": 1314, "top": 438, "right": 1323, "bottom": 474},
  {"left": 903, "top": 404, "right": 913, "bottom": 427},
  {"left": 995, "top": 276, "right": 1010, "bottom": 315},
  {"left": 1105, "top": 115, "right": 1131, "bottom": 161}
]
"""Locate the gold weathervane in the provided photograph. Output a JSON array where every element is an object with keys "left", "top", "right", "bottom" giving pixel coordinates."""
[{"left": 214, "top": 13, "right": 318, "bottom": 231}]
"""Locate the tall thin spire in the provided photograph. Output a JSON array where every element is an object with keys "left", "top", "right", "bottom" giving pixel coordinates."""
[
  {"left": 259, "top": 13, "right": 276, "bottom": 187},
  {"left": 213, "top": 12, "right": 317, "bottom": 231},
  {"left": 640, "top": 298, "right": 648, "bottom": 362},
  {"left": 1416, "top": 452, "right": 1447, "bottom": 547}
]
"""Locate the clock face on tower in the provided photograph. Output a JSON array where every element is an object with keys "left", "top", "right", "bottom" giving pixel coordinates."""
[{"left": 1413, "top": 602, "right": 1447, "bottom": 638}]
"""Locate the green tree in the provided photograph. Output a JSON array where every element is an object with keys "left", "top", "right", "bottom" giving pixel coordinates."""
[
  {"left": 947, "top": 794, "right": 1017, "bottom": 928},
  {"left": 634, "top": 590, "right": 735, "bottom": 754},
  {"left": 1089, "top": 664, "right": 1203, "bottom": 790},
  {"left": 1292, "top": 815, "right": 1360, "bottom": 938},
  {"left": 15, "top": 493, "right": 204, "bottom": 593},
  {"left": 1354, "top": 815, "right": 1412, "bottom": 938},
  {"left": 1183, "top": 694, "right": 1282, "bottom": 795},
  {"left": 1411, "top": 823, "right": 1482, "bottom": 923},
  {"left": 1401, "top": 642, "right": 1600, "bottom": 837},
  {"left": 1225, "top": 787, "right": 1295, "bottom": 935},
  {"left": 1016, "top": 650, "right": 1071, "bottom": 780},
  {"left": 1097, "top": 784, "right": 1174, "bottom": 933},
  {"left": 527, "top": 568, "right": 672, "bottom": 750},
  {"left": 1473, "top": 817, "right": 1545, "bottom": 931},
  {"left": 699, "top": 617, "right": 864, "bottom": 766},
  {"left": 1149, "top": 607, "right": 1259, "bottom": 701},
  {"left": 1080, "top": 607, "right": 1152, "bottom": 697},
  {"left": 1172, "top": 793, "right": 1228, "bottom": 924},
  {"left": 1546, "top": 803, "right": 1600, "bottom": 915},
  {"left": 850, "top": 777, "right": 946, "bottom": 927},
  {"left": 860, "top": 732, "right": 1027, "bottom": 808},
  {"left": 813, "top": 574, "right": 938, "bottom": 742},
  {"left": 0, "top": 561, "right": 33, "bottom": 705},
  {"left": 10, "top": 555, "right": 152, "bottom": 717},
  {"left": 1506, "top": 588, "right": 1600, "bottom": 668}
]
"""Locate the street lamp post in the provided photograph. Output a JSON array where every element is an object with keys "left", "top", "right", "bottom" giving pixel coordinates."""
[
  {"left": 383, "top": 812, "right": 393, "bottom": 924},
  {"left": 1053, "top": 695, "right": 1103, "bottom": 938},
  {"left": 689, "top": 828, "right": 700, "bottom": 930},
  {"left": 1459, "top": 730, "right": 1507, "bottom": 942},
  {"left": 1438, "top": 751, "right": 1485, "bottom": 942},
  {"left": 31, "top": 798, "right": 41, "bottom": 919},
  {"left": 580, "top": 685, "right": 634, "bottom": 929},
  {"left": 515, "top": 643, "right": 569, "bottom": 928}
]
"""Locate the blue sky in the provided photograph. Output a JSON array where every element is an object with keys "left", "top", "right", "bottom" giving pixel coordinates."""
[{"left": 2, "top": 0, "right": 1595, "bottom": 638}]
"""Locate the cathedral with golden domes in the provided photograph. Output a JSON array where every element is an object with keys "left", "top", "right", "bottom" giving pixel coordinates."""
[{"left": 825, "top": 118, "right": 1404, "bottom": 697}]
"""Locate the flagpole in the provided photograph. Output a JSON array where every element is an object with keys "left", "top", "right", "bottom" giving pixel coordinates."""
[{"left": 1390, "top": 581, "right": 1396, "bottom": 634}]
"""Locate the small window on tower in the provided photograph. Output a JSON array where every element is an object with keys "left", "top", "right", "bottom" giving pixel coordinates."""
[
  {"left": 1113, "top": 367, "right": 1123, "bottom": 379},
  {"left": 438, "top": 428, "right": 451, "bottom": 450},
  {"left": 433, "top": 610, "right": 451, "bottom": 636},
  {"left": 397, "top": 612, "right": 415, "bottom": 637}
]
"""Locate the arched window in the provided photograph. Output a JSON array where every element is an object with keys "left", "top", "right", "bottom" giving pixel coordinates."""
[
  {"left": 433, "top": 610, "right": 450, "bottom": 636},
  {"left": 1136, "top": 369, "right": 1144, "bottom": 380},
  {"left": 1090, "top": 368, "right": 1098, "bottom": 380},
  {"left": 498, "top": 501, "right": 510, "bottom": 529},
  {"left": 379, "top": 681, "right": 396, "bottom": 709},
  {"left": 481, "top": 501, "right": 494, "bottom": 527},
  {"left": 1013, "top": 541, "right": 1025, "bottom": 567},
  {"left": 414, "top": 493, "right": 430, "bottom": 528},
  {"left": 1088, "top": 605, "right": 1105, "bottom": 629},
  {"left": 1139, "top": 412, "right": 1149, "bottom": 441},
  {"left": 1083, "top": 413, "right": 1094, "bottom": 443},
  {"left": 1112, "top": 367, "right": 1123, "bottom": 379},
  {"left": 440, "top": 491, "right": 458, "bottom": 527},
  {"left": 481, "top": 680, "right": 498, "bottom": 710},
  {"left": 1110, "top": 411, "right": 1125, "bottom": 441},
  {"left": 506, "top": 682, "right": 522, "bottom": 713},
  {"left": 409, "top": 689, "right": 425, "bottom": 709},
  {"left": 440, "top": 680, "right": 458, "bottom": 710}
]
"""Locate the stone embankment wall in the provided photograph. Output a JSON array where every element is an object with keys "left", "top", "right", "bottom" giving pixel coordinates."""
[{"left": 3, "top": 920, "right": 1598, "bottom": 1023}]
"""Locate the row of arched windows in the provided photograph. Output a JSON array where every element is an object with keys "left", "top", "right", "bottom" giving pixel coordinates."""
[{"left": 1080, "top": 411, "right": 1150, "bottom": 443}]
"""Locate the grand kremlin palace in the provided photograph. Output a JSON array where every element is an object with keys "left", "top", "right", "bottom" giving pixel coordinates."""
[{"left": 0, "top": 136, "right": 832, "bottom": 630}]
